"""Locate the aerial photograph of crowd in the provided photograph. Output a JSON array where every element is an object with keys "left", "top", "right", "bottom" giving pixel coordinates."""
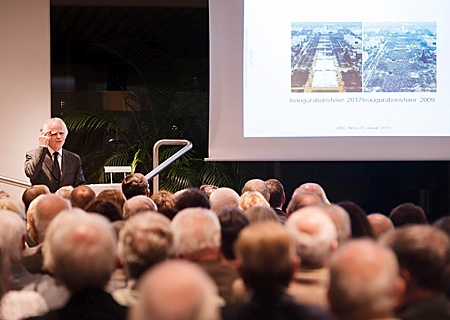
[{"left": 291, "top": 22, "right": 436, "bottom": 93}]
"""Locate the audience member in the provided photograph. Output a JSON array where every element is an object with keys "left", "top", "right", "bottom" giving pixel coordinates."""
[
  {"left": 328, "top": 239, "right": 405, "bottom": 320},
  {"left": 171, "top": 207, "right": 237, "bottom": 305},
  {"left": 29, "top": 209, "right": 127, "bottom": 320},
  {"left": 55, "top": 185, "right": 73, "bottom": 200},
  {"left": 285, "top": 191, "right": 323, "bottom": 218},
  {"left": 112, "top": 212, "right": 174, "bottom": 307},
  {"left": 129, "top": 260, "right": 223, "bottom": 320},
  {"left": 174, "top": 187, "right": 211, "bottom": 211},
  {"left": 0, "top": 197, "right": 26, "bottom": 221},
  {"left": 245, "top": 205, "right": 279, "bottom": 225},
  {"left": 379, "top": 225, "right": 450, "bottom": 319},
  {"left": 217, "top": 207, "right": 249, "bottom": 266},
  {"left": 122, "top": 195, "right": 157, "bottom": 220},
  {"left": 23, "top": 194, "right": 72, "bottom": 274},
  {"left": 0, "top": 246, "right": 49, "bottom": 320},
  {"left": 389, "top": 202, "right": 428, "bottom": 227},
  {"left": 367, "top": 213, "right": 394, "bottom": 239},
  {"left": 0, "top": 246, "right": 8, "bottom": 300},
  {"left": 69, "top": 185, "right": 96, "bottom": 210},
  {"left": 322, "top": 204, "right": 352, "bottom": 245},
  {"left": 121, "top": 173, "right": 149, "bottom": 200},
  {"left": 200, "top": 184, "right": 218, "bottom": 198},
  {"left": 24, "top": 117, "right": 86, "bottom": 193},
  {"left": 337, "top": 201, "right": 375, "bottom": 238},
  {"left": 433, "top": 217, "right": 450, "bottom": 300},
  {"left": 150, "top": 190, "right": 177, "bottom": 219},
  {"left": 85, "top": 199, "right": 123, "bottom": 222},
  {"left": 433, "top": 216, "right": 450, "bottom": 237},
  {"left": 209, "top": 187, "right": 241, "bottom": 215},
  {"left": 97, "top": 189, "right": 126, "bottom": 214},
  {"left": 0, "top": 209, "right": 70, "bottom": 311},
  {"left": 241, "top": 179, "right": 270, "bottom": 202},
  {"left": 222, "top": 221, "right": 334, "bottom": 320},
  {"left": 284, "top": 206, "right": 338, "bottom": 308},
  {"left": 265, "top": 178, "right": 286, "bottom": 221},
  {"left": 239, "top": 191, "right": 270, "bottom": 211},
  {"left": 294, "top": 182, "right": 330, "bottom": 204},
  {"left": 22, "top": 185, "right": 50, "bottom": 212}
]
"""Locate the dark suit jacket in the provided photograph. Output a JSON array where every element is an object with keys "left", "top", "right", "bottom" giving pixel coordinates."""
[
  {"left": 25, "top": 288, "right": 128, "bottom": 320},
  {"left": 222, "top": 290, "right": 335, "bottom": 320},
  {"left": 25, "top": 146, "right": 85, "bottom": 193}
]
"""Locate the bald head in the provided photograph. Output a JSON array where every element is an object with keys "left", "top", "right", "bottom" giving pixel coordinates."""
[
  {"left": 33, "top": 194, "right": 72, "bottom": 243},
  {"left": 367, "top": 213, "right": 394, "bottom": 239},
  {"left": 123, "top": 195, "right": 157, "bottom": 220},
  {"left": 131, "top": 260, "right": 222, "bottom": 320},
  {"left": 285, "top": 206, "right": 337, "bottom": 268},
  {"left": 329, "top": 239, "right": 403, "bottom": 320},
  {"left": 294, "top": 182, "right": 330, "bottom": 204},
  {"left": 209, "top": 187, "right": 240, "bottom": 214},
  {"left": 286, "top": 192, "right": 323, "bottom": 217}
]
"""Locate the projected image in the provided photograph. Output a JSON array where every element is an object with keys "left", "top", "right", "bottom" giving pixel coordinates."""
[
  {"left": 291, "top": 22, "right": 363, "bottom": 93},
  {"left": 362, "top": 22, "right": 437, "bottom": 92}
]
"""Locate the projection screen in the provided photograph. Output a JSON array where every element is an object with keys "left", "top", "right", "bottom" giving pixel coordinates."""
[{"left": 208, "top": 0, "right": 450, "bottom": 161}]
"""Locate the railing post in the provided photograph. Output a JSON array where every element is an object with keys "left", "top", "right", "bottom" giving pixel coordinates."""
[{"left": 144, "top": 139, "right": 193, "bottom": 193}]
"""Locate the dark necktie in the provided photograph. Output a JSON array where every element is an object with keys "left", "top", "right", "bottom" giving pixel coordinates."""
[{"left": 53, "top": 152, "right": 61, "bottom": 181}]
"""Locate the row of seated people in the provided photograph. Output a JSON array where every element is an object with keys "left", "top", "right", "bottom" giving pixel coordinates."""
[{"left": 0, "top": 174, "right": 449, "bottom": 320}]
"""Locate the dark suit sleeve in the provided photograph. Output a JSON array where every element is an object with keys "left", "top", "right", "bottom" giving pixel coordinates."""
[
  {"left": 73, "top": 153, "right": 86, "bottom": 186},
  {"left": 24, "top": 146, "right": 48, "bottom": 180}
]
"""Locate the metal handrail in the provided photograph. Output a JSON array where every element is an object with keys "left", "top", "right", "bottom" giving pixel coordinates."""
[
  {"left": 145, "top": 139, "right": 193, "bottom": 193},
  {"left": 0, "top": 175, "right": 31, "bottom": 189},
  {"left": 1, "top": 139, "right": 192, "bottom": 194}
]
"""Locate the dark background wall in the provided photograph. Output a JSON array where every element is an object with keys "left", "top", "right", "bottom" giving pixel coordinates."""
[{"left": 50, "top": 2, "right": 450, "bottom": 222}]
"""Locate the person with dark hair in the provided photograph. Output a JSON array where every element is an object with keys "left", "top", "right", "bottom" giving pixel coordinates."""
[
  {"left": 222, "top": 221, "right": 334, "bottom": 320},
  {"left": 121, "top": 173, "right": 149, "bottom": 200},
  {"left": 265, "top": 178, "right": 286, "bottom": 221},
  {"left": 25, "top": 117, "right": 85, "bottom": 193},
  {"left": 85, "top": 199, "right": 123, "bottom": 222},
  {"left": 337, "top": 201, "right": 375, "bottom": 239},
  {"left": 217, "top": 207, "right": 249, "bottom": 264},
  {"left": 174, "top": 187, "right": 211, "bottom": 211},
  {"left": 69, "top": 185, "right": 96, "bottom": 210},
  {"left": 379, "top": 225, "right": 450, "bottom": 319},
  {"left": 97, "top": 189, "right": 126, "bottom": 215},
  {"left": 22, "top": 185, "right": 50, "bottom": 212},
  {"left": 389, "top": 202, "right": 428, "bottom": 227}
]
